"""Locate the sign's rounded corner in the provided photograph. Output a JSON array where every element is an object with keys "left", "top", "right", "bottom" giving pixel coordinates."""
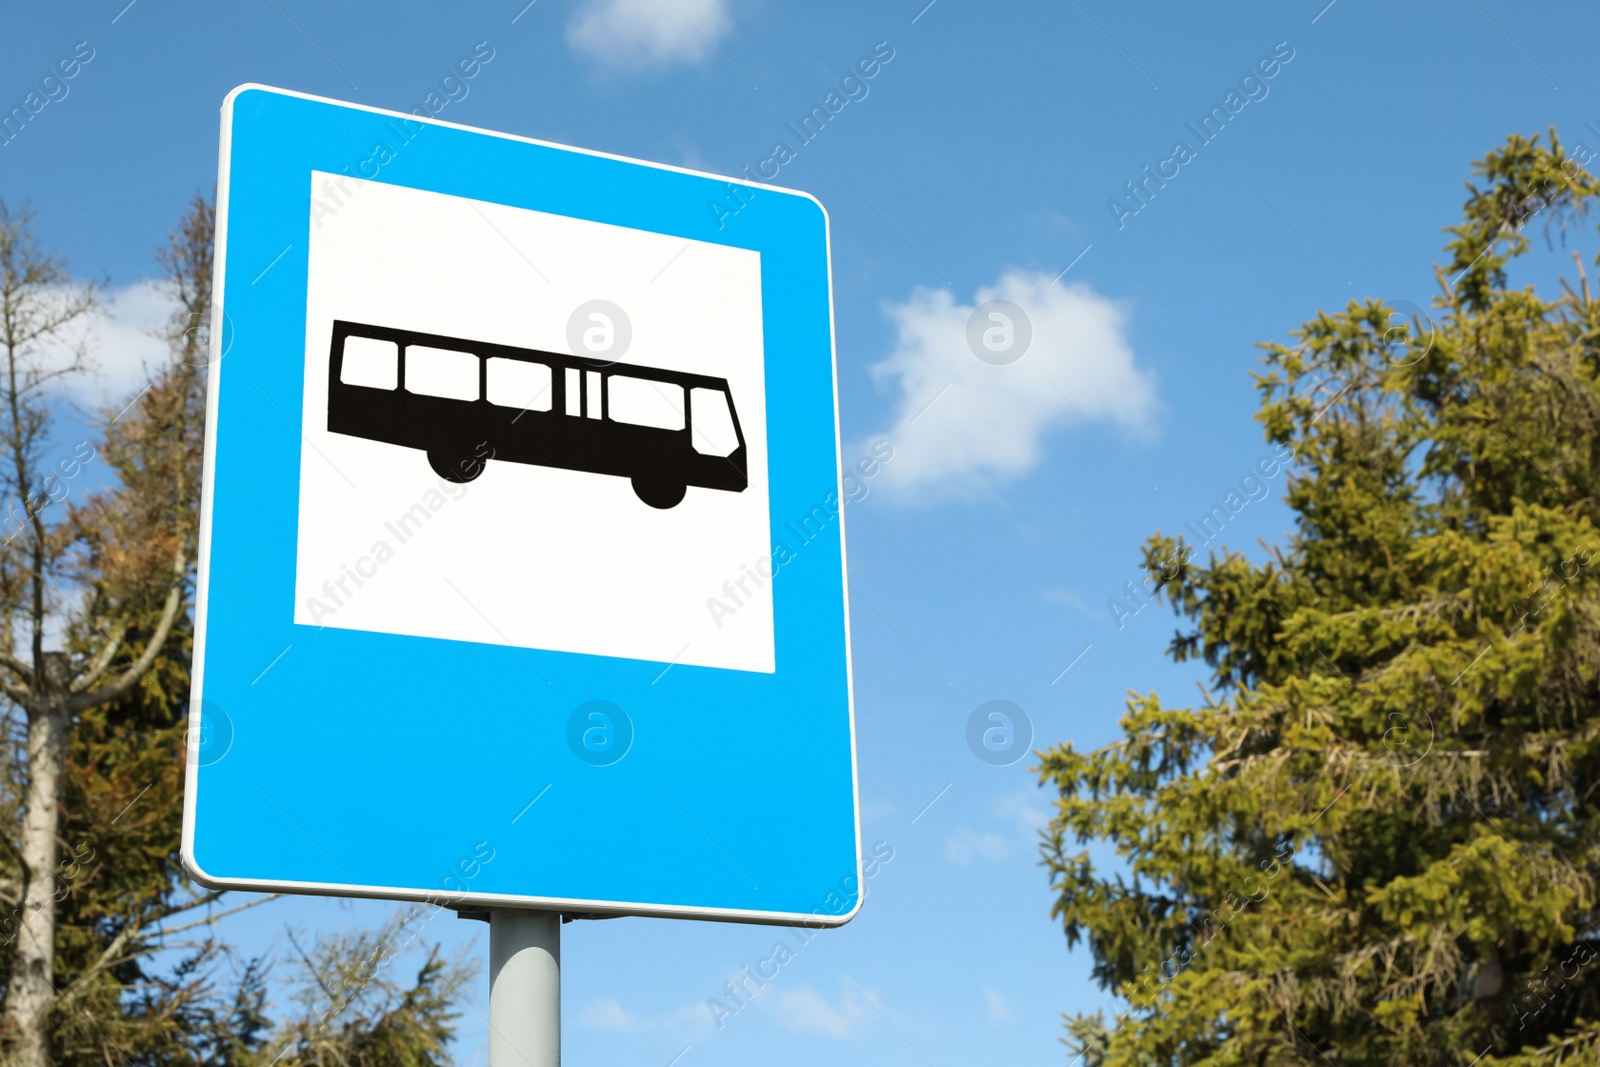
[
  {"left": 221, "top": 83, "right": 280, "bottom": 117},
  {"left": 179, "top": 834, "right": 228, "bottom": 891},
  {"left": 786, "top": 187, "right": 831, "bottom": 234},
  {"left": 805, "top": 892, "right": 863, "bottom": 929}
]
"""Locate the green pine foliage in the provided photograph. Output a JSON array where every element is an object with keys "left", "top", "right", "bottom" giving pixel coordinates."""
[
  {"left": 261, "top": 926, "right": 476, "bottom": 1067},
  {"left": 1040, "top": 130, "right": 1600, "bottom": 1065}
]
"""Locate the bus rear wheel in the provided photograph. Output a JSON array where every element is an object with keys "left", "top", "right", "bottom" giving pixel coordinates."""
[
  {"left": 632, "top": 477, "right": 686, "bottom": 509},
  {"left": 430, "top": 446, "right": 484, "bottom": 484}
]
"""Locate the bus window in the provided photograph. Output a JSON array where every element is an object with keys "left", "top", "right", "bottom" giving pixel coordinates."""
[
  {"left": 406, "top": 345, "right": 479, "bottom": 401},
  {"left": 609, "top": 375, "right": 684, "bottom": 430},
  {"left": 586, "top": 371, "right": 603, "bottom": 420},
  {"left": 486, "top": 357, "right": 552, "bottom": 412},
  {"left": 341, "top": 336, "right": 399, "bottom": 390},
  {"left": 690, "top": 387, "right": 738, "bottom": 456},
  {"left": 564, "top": 368, "right": 581, "bottom": 416}
]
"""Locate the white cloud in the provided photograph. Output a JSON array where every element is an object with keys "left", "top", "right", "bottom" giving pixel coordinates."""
[
  {"left": 1043, "top": 587, "right": 1099, "bottom": 619},
  {"left": 577, "top": 997, "right": 636, "bottom": 1031},
  {"left": 566, "top": 0, "right": 732, "bottom": 68},
  {"left": 860, "top": 796, "right": 899, "bottom": 826},
  {"left": 39, "top": 280, "right": 176, "bottom": 415},
  {"left": 944, "top": 790, "right": 1052, "bottom": 866},
  {"left": 944, "top": 825, "right": 1007, "bottom": 865},
  {"left": 985, "top": 987, "right": 1013, "bottom": 1023},
  {"left": 770, "top": 985, "right": 874, "bottom": 1038},
  {"left": 571, "top": 995, "right": 716, "bottom": 1038},
  {"left": 862, "top": 270, "right": 1158, "bottom": 504},
  {"left": 990, "top": 788, "right": 1050, "bottom": 837}
]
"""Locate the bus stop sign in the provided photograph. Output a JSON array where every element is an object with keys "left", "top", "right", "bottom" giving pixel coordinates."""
[{"left": 182, "top": 86, "right": 860, "bottom": 925}]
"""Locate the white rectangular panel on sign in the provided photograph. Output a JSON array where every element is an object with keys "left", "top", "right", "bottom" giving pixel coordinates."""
[{"left": 293, "top": 173, "right": 774, "bottom": 673}]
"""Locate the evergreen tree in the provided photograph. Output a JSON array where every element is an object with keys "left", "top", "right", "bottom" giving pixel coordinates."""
[
  {"left": 259, "top": 924, "right": 476, "bottom": 1067},
  {"left": 1040, "top": 130, "right": 1600, "bottom": 1065}
]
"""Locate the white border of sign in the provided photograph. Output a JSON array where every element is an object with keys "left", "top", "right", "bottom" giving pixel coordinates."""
[{"left": 180, "top": 84, "right": 861, "bottom": 926}]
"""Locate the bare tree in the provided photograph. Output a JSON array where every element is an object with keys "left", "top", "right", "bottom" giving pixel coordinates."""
[{"left": 0, "top": 199, "right": 191, "bottom": 1067}]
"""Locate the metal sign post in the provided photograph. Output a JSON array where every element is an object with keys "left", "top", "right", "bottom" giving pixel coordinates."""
[{"left": 488, "top": 910, "right": 560, "bottom": 1067}]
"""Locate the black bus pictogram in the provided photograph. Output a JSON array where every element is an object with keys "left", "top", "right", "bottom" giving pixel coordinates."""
[{"left": 326, "top": 320, "right": 748, "bottom": 509}]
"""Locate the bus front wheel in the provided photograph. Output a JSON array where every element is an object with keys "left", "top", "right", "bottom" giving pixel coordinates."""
[
  {"left": 430, "top": 447, "right": 484, "bottom": 484},
  {"left": 632, "top": 477, "right": 686, "bottom": 509}
]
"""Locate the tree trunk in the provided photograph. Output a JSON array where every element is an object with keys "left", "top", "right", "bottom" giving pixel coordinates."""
[{"left": 6, "top": 652, "right": 70, "bottom": 1067}]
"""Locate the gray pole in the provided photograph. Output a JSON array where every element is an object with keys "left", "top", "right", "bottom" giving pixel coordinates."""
[{"left": 489, "top": 909, "right": 561, "bottom": 1067}]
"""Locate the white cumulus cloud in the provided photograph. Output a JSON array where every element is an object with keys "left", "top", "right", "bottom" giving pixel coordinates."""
[
  {"left": 862, "top": 270, "right": 1158, "bottom": 504},
  {"left": 944, "top": 825, "right": 1008, "bottom": 865},
  {"left": 566, "top": 0, "right": 732, "bottom": 68},
  {"left": 770, "top": 985, "right": 874, "bottom": 1038},
  {"left": 33, "top": 280, "right": 177, "bottom": 416},
  {"left": 991, "top": 787, "right": 1050, "bottom": 837},
  {"left": 577, "top": 997, "right": 636, "bottom": 1031},
  {"left": 82, "top": 281, "right": 178, "bottom": 403}
]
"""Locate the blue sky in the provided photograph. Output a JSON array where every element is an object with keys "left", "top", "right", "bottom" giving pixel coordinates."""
[{"left": 4, "top": 0, "right": 1599, "bottom": 1063}]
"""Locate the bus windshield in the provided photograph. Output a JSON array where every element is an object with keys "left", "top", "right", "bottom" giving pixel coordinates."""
[{"left": 691, "top": 387, "right": 738, "bottom": 457}]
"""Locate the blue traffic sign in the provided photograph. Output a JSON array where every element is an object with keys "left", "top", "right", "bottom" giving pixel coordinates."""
[{"left": 182, "top": 86, "right": 860, "bottom": 925}]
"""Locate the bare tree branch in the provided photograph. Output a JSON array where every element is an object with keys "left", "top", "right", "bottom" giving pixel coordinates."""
[
  {"left": 51, "top": 888, "right": 272, "bottom": 1018},
  {"left": 67, "top": 619, "right": 126, "bottom": 694},
  {"left": 0, "top": 651, "right": 33, "bottom": 691},
  {"left": 147, "top": 893, "right": 280, "bottom": 940},
  {"left": 68, "top": 544, "right": 185, "bottom": 715},
  {"left": 52, "top": 920, "right": 141, "bottom": 1019}
]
